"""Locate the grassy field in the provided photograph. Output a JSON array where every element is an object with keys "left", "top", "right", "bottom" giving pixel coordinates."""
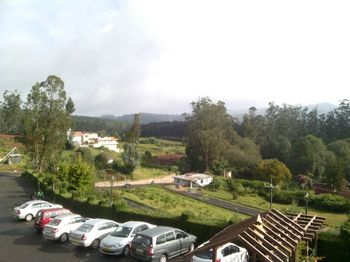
[
  {"left": 125, "top": 138, "right": 185, "bottom": 156},
  {"left": 120, "top": 186, "right": 249, "bottom": 226},
  {"left": 202, "top": 189, "right": 348, "bottom": 228}
]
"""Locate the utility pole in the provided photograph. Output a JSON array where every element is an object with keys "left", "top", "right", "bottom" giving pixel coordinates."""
[
  {"left": 110, "top": 175, "right": 115, "bottom": 205},
  {"left": 265, "top": 179, "right": 276, "bottom": 210}
]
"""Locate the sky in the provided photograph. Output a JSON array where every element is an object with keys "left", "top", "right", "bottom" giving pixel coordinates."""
[{"left": 1, "top": 0, "right": 349, "bottom": 116}]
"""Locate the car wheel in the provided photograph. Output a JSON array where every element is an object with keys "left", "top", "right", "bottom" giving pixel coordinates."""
[
  {"left": 60, "top": 233, "right": 69, "bottom": 242},
  {"left": 189, "top": 243, "right": 195, "bottom": 252},
  {"left": 91, "top": 238, "right": 100, "bottom": 249},
  {"left": 123, "top": 245, "right": 130, "bottom": 256},
  {"left": 159, "top": 254, "right": 167, "bottom": 262},
  {"left": 25, "top": 214, "right": 33, "bottom": 222}
]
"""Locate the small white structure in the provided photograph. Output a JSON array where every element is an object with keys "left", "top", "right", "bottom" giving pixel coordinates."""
[
  {"left": 92, "top": 136, "right": 121, "bottom": 153},
  {"left": 173, "top": 173, "right": 213, "bottom": 188},
  {"left": 70, "top": 131, "right": 84, "bottom": 146}
]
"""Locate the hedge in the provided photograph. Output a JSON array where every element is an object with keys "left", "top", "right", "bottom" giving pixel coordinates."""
[{"left": 310, "top": 194, "right": 350, "bottom": 213}]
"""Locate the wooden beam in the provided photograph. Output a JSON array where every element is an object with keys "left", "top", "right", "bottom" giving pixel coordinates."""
[
  {"left": 271, "top": 209, "right": 306, "bottom": 232},
  {"left": 238, "top": 235, "right": 273, "bottom": 262},
  {"left": 268, "top": 212, "right": 304, "bottom": 236},
  {"left": 246, "top": 228, "right": 289, "bottom": 261},
  {"left": 263, "top": 219, "right": 298, "bottom": 246},
  {"left": 265, "top": 216, "right": 301, "bottom": 241},
  {"left": 261, "top": 224, "right": 295, "bottom": 251},
  {"left": 252, "top": 224, "right": 292, "bottom": 256},
  {"left": 241, "top": 231, "right": 284, "bottom": 262}
]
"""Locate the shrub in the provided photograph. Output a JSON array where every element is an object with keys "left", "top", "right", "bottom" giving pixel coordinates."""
[
  {"left": 271, "top": 190, "right": 305, "bottom": 205},
  {"left": 310, "top": 194, "right": 350, "bottom": 213}
]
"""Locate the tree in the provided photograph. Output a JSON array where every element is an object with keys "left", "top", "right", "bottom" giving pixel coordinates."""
[
  {"left": 67, "top": 157, "right": 95, "bottom": 192},
  {"left": 128, "top": 113, "right": 141, "bottom": 143},
  {"left": 289, "top": 135, "right": 327, "bottom": 179},
  {"left": 23, "top": 75, "right": 74, "bottom": 173},
  {"left": 254, "top": 159, "right": 292, "bottom": 185},
  {"left": 323, "top": 151, "right": 344, "bottom": 191},
  {"left": 121, "top": 143, "right": 140, "bottom": 173},
  {"left": 0, "top": 90, "right": 22, "bottom": 133},
  {"left": 327, "top": 140, "right": 350, "bottom": 182}
]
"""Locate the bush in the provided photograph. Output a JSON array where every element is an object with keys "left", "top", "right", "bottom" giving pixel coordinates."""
[
  {"left": 310, "top": 194, "right": 350, "bottom": 213},
  {"left": 271, "top": 190, "right": 305, "bottom": 205},
  {"left": 236, "top": 179, "right": 267, "bottom": 196}
]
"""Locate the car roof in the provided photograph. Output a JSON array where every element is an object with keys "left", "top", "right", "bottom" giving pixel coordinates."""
[
  {"left": 84, "top": 218, "right": 117, "bottom": 226},
  {"left": 38, "top": 207, "right": 67, "bottom": 213},
  {"left": 137, "top": 226, "right": 176, "bottom": 237},
  {"left": 24, "top": 200, "right": 50, "bottom": 205},
  {"left": 54, "top": 213, "right": 81, "bottom": 220},
  {"left": 119, "top": 221, "right": 151, "bottom": 228}
]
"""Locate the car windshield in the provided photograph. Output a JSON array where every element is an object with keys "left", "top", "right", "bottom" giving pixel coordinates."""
[
  {"left": 19, "top": 203, "right": 29, "bottom": 209},
  {"left": 111, "top": 226, "right": 132, "bottom": 237},
  {"left": 195, "top": 249, "right": 213, "bottom": 259},
  {"left": 76, "top": 224, "right": 93, "bottom": 233},
  {"left": 49, "top": 219, "right": 62, "bottom": 226},
  {"left": 36, "top": 211, "right": 43, "bottom": 218}
]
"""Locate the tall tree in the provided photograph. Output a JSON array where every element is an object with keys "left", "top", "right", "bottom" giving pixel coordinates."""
[
  {"left": 128, "top": 113, "right": 141, "bottom": 143},
  {"left": 186, "top": 97, "right": 260, "bottom": 172},
  {"left": 254, "top": 159, "right": 292, "bottom": 185},
  {"left": 23, "top": 75, "right": 74, "bottom": 173},
  {"left": 0, "top": 90, "right": 22, "bottom": 133}
]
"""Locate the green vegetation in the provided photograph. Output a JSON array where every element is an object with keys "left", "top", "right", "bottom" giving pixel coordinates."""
[{"left": 120, "top": 186, "right": 249, "bottom": 226}]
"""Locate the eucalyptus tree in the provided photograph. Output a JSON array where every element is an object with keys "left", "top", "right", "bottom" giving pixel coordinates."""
[
  {"left": 0, "top": 90, "right": 22, "bottom": 133},
  {"left": 23, "top": 75, "right": 75, "bottom": 173}
]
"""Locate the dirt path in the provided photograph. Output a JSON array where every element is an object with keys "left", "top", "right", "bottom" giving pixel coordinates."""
[{"left": 94, "top": 173, "right": 175, "bottom": 187}]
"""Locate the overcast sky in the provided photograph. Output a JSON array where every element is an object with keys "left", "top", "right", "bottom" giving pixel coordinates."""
[{"left": 1, "top": 0, "right": 349, "bottom": 116}]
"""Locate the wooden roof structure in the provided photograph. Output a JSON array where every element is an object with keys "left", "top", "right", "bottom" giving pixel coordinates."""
[{"left": 185, "top": 209, "right": 325, "bottom": 262}]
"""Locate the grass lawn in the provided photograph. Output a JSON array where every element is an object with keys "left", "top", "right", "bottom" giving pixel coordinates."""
[
  {"left": 202, "top": 189, "right": 348, "bottom": 229},
  {"left": 120, "top": 186, "right": 249, "bottom": 226},
  {"left": 131, "top": 167, "right": 169, "bottom": 180}
]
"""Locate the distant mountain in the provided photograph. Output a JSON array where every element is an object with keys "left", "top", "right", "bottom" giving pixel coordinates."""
[
  {"left": 101, "top": 113, "right": 186, "bottom": 124},
  {"left": 229, "top": 102, "right": 337, "bottom": 121}
]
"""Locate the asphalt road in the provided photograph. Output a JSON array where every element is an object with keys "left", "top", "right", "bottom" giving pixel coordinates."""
[{"left": 0, "top": 172, "right": 136, "bottom": 262}]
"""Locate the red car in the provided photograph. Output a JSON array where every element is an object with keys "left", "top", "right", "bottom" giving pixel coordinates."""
[{"left": 33, "top": 208, "right": 71, "bottom": 232}]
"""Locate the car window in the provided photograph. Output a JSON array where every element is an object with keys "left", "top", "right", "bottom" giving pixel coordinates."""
[
  {"left": 133, "top": 235, "right": 152, "bottom": 246},
  {"left": 156, "top": 234, "right": 166, "bottom": 244},
  {"left": 107, "top": 222, "right": 118, "bottom": 229},
  {"left": 41, "top": 203, "right": 50, "bottom": 208},
  {"left": 222, "top": 245, "right": 240, "bottom": 257},
  {"left": 165, "top": 231, "right": 175, "bottom": 241},
  {"left": 32, "top": 203, "right": 42, "bottom": 208},
  {"left": 175, "top": 230, "right": 186, "bottom": 239},
  {"left": 49, "top": 219, "right": 61, "bottom": 226},
  {"left": 132, "top": 225, "right": 147, "bottom": 234},
  {"left": 111, "top": 226, "right": 132, "bottom": 237},
  {"left": 77, "top": 224, "right": 93, "bottom": 232},
  {"left": 98, "top": 223, "right": 107, "bottom": 231},
  {"left": 19, "top": 203, "right": 29, "bottom": 209},
  {"left": 196, "top": 249, "right": 213, "bottom": 259},
  {"left": 49, "top": 212, "right": 57, "bottom": 218}
]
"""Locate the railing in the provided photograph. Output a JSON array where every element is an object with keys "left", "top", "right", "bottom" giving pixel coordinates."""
[{"left": 0, "top": 147, "right": 16, "bottom": 165}]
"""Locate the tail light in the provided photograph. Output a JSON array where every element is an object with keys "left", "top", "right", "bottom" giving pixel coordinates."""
[
  {"left": 53, "top": 228, "right": 58, "bottom": 233},
  {"left": 216, "top": 259, "right": 221, "bottom": 262},
  {"left": 146, "top": 245, "right": 154, "bottom": 256},
  {"left": 16, "top": 210, "right": 21, "bottom": 215},
  {"left": 81, "top": 234, "right": 87, "bottom": 241}
]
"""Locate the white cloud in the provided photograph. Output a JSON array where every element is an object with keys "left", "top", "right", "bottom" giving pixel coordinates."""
[{"left": 0, "top": 0, "right": 349, "bottom": 116}]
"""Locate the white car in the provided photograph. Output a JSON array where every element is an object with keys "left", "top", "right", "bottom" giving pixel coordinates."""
[
  {"left": 13, "top": 200, "right": 63, "bottom": 221},
  {"left": 192, "top": 242, "right": 249, "bottom": 262},
  {"left": 70, "top": 218, "right": 119, "bottom": 249},
  {"left": 43, "top": 214, "right": 89, "bottom": 242},
  {"left": 99, "top": 221, "right": 156, "bottom": 256}
]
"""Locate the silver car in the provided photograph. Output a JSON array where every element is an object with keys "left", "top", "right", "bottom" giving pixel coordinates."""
[
  {"left": 13, "top": 200, "right": 63, "bottom": 221},
  {"left": 70, "top": 218, "right": 119, "bottom": 249},
  {"left": 130, "top": 226, "right": 197, "bottom": 262},
  {"left": 43, "top": 214, "right": 89, "bottom": 242},
  {"left": 99, "top": 221, "right": 156, "bottom": 256}
]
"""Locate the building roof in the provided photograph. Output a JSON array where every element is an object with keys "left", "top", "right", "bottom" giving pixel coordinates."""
[
  {"left": 174, "top": 173, "right": 212, "bottom": 182},
  {"left": 185, "top": 209, "right": 325, "bottom": 262}
]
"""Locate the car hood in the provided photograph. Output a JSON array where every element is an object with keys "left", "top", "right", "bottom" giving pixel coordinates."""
[{"left": 101, "top": 235, "right": 128, "bottom": 246}]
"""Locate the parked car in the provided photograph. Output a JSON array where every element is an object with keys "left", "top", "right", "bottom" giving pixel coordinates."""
[
  {"left": 13, "top": 200, "right": 63, "bottom": 221},
  {"left": 100, "top": 221, "right": 156, "bottom": 256},
  {"left": 33, "top": 208, "right": 71, "bottom": 232},
  {"left": 130, "top": 226, "right": 197, "bottom": 262},
  {"left": 70, "top": 218, "right": 119, "bottom": 249},
  {"left": 192, "top": 242, "right": 249, "bottom": 262},
  {"left": 43, "top": 214, "right": 90, "bottom": 242}
]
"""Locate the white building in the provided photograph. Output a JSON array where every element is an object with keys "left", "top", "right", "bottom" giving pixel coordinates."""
[
  {"left": 173, "top": 173, "right": 213, "bottom": 188},
  {"left": 92, "top": 136, "right": 121, "bottom": 152}
]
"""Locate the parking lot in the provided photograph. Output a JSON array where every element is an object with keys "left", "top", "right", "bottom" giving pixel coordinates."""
[{"left": 0, "top": 172, "right": 136, "bottom": 262}]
